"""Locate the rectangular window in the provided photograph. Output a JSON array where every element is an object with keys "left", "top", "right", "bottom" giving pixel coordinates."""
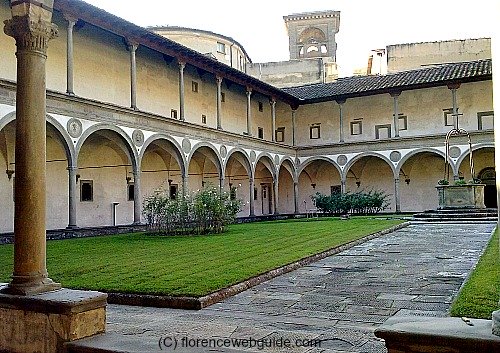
[
  {"left": 230, "top": 187, "right": 236, "bottom": 200},
  {"left": 330, "top": 185, "right": 341, "bottom": 195},
  {"left": 171, "top": 109, "right": 178, "bottom": 120},
  {"left": 398, "top": 114, "right": 408, "bottom": 131},
  {"left": 221, "top": 92, "right": 225, "bottom": 103},
  {"left": 258, "top": 127, "right": 264, "bottom": 139},
  {"left": 169, "top": 184, "right": 178, "bottom": 200},
  {"left": 375, "top": 124, "right": 392, "bottom": 139},
  {"left": 350, "top": 121, "right": 363, "bottom": 135},
  {"left": 192, "top": 81, "right": 199, "bottom": 93},
  {"left": 443, "top": 108, "right": 459, "bottom": 126},
  {"left": 258, "top": 102, "right": 264, "bottom": 112},
  {"left": 477, "top": 111, "right": 494, "bottom": 130},
  {"left": 80, "top": 180, "right": 93, "bottom": 202},
  {"left": 310, "top": 124, "right": 320, "bottom": 139},
  {"left": 217, "top": 42, "right": 226, "bottom": 54},
  {"left": 202, "top": 115, "right": 207, "bottom": 124},
  {"left": 275, "top": 127, "right": 285, "bottom": 142},
  {"left": 127, "top": 183, "right": 134, "bottom": 201}
]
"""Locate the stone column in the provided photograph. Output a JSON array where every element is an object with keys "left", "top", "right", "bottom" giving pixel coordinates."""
[
  {"left": 219, "top": 175, "right": 225, "bottom": 194},
  {"left": 448, "top": 83, "right": 461, "bottom": 130},
  {"left": 67, "top": 165, "right": 78, "bottom": 229},
  {"left": 182, "top": 172, "right": 188, "bottom": 197},
  {"left": 127, "top": 40, "right": 138, "bottom": 110},
  {"left": 178, "top": 60, "right": 185, "bottom": 121},
  {"left": 63, "top": 14, "right": 77, "bottom": 96},
  {"left": 2, "top": 1, "right": 60, "bottom": 295},
  {"left": 293, "top": 181, "right": 299, "bottom": 214},
  {"left": 336, "top": 99, "right": 345, "bottom": 143},
  {"left": 216, "top": 76, "right": 223, "bottom": 130},
  {"left": 246, "top": 88, "right": 252, "bottom": 136},
  {"left": 291, "top": 108, "right": 297, "bottom": 146},
  {"left": 249, "top": 177, "right": 255, "bottom": 216},
  {"left": 270, "top": 98, "right": 276, "bottom": 142},
  {"left": 394, "top": 177, "right": 401, "bottom": 214},
  {"left": 341, "top": 178, "right": 346, "bottom": 194},
  {"left": 273, "top": 178, "right": 279, "bottom": 214},
  {"left": 133, "top": 169, "right": 141, "bottom": 224},
  {"left": 390, "top": 91, "right": 401, "bottom": 138}
]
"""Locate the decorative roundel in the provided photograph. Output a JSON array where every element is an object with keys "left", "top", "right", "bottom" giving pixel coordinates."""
[
  {"left": 182, "top": 138, "right": 192, "bottom": 154},
  {"left": 449, "top": 146, "right": 461, "bottom": 159},
  {"left": 390, "top": 151, "right": 402, "bottom": 162},
  {"left": 337, "top": 155, "right": 348, "bottom": 166},
  {"left": 250, "top": 151, "right": 256, "bottom": 163},
  {"left": 132, "top": 130, "right": 144, "bottom": 147},
  {"left": 295, "top": 157, "right": 301, "bottom": 166},
  {"left": 67, "top": 118, "right": 82, "bottom": 138},
  {"left": 274, "top": 155, "right": 280, "bottom": 165},
  {"left": 220, "top": 145, "right": 227, "bottom": 159}
]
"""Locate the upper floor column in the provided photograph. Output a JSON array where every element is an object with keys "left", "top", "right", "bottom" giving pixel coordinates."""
[
  {"left": 126, "top": 39, "right": 139, "bottom": 110},
  {"left": 291, "top": 106, "right": 298, "bottom": 146},
  {"left": 335, "top": 99, "right": 346, "bottom": 143},
  {"left": 216, "top": 76, "right": 223, "bottom": 130},
  {"left": 246, "top": 87, "right": 253, "bottom": 136},
  {"left": 389, "top": 91, "right": 401, "bottom": 138},
  {"left": 447, "top": 83, "right": 461, "bottom": 130},
  {"left": 63, "top": 13, "right": 77, "bottom": 96},
  {"left": 178, "top": 60, "right": 186, "bottom": 121},
  {"left": 270, "top": 98, "right": 277, "bottom": 142}
]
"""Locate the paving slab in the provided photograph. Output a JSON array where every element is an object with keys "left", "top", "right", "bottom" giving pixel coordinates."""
[{"left": 106, "top": 222, "right": 496, "bottom": 353}]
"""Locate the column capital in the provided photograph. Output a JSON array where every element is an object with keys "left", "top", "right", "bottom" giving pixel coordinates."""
[
  {"left": 4, "top": 16, "right": 58, "bottom": 54},
  {"left": 269, "top": 97, "right": 277, "bottom": 105},
  {"left": 447, "top": 82, "right": 461, "bottom": 90},
  {"left": 389, "top": 90, "right": 401, "bottom": 98},
  {"left": 125, "top": 38, "right": 139, "bottom": 51},
  {"left": 246, "top": 87, "right": 253, "bottom": 95},
  {"left": 335, "top": 98, "right": 347, "bottom": 105},
  {"left": 216, "top": 75, "right": 223, "bottom": 84},
  {"left": 63, "top": 13, "right": 78, "bottom": 25},
  {"left": 178, "top": 60, "right": 186, "bottom": 70}
]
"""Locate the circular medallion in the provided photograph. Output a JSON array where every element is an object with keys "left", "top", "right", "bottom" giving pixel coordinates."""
[
  {"left": 337, "top": 155, "right": 348, "bottom": 166},
  {"left": 295, "top": 157, "right": 301, "bottom": 166},
  {"left": 67, "top": 118, "right": 82, "bottom": 138},
  {"left": 132, "top": 130, "right": 144, "bottom": 147},
  {"left": 274, "top": 155, "right": 280, "bottom": 166},
  {"left": 449, "top": 146, "right": 461, "bottom": 159},
  {"left": 182, "top": 138, "right": 192, "bottom": 154},
  {"left": 220, "top": 145, "right": 227, "bottom": 159},
  {"left": 390, "top": 151, "right": 402, "bottom": 162},
  {"left": 250, "top": 151, "right": 256, "bottom": 163}
]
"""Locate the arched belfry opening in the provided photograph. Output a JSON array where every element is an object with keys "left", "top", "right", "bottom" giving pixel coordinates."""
[{"left": 284, "top": 10, "right": 340, "bottom": 61}]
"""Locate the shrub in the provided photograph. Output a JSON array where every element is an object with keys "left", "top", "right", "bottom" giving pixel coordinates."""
[
  {"left": 437, "top": 179, "right": 449, "bottom": 185},
  {"left": 143, "top": 184, "right": 242, "bottom": 235},
  {"left": 311, "top": 189, "right": 390, "bottom": 215}
]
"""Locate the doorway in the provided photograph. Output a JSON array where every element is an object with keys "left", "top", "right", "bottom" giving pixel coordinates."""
[{"left": 478, "top": 167, "right": 496, "bottom": 208}]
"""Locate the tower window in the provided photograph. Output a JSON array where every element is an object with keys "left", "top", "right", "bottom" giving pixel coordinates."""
[{"left": 217, "top": 42, "right": 226, "bottom": 54}]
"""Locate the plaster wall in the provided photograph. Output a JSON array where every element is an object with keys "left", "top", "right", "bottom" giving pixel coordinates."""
[{"left": 387, "top": 38, "right": 491, "bottom": 73}]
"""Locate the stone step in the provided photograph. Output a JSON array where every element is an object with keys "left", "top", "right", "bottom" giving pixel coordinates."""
[
  {"left": 421, "top": 208, "right": 498, "bottom": 214},
  {"left": 413, "top": 213, "right": 498, "bottom": 218},
  {"left": 66, "top": 333, "right": 242, "bottom": 353},
  {"left": 412, "top": 219, "right": 498, "bottom": 224}
]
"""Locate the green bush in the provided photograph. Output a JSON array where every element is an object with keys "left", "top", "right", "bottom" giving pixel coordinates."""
[
  {"left": 312, "top": 190, "right": 390, "bottom": 215},
  {"left": 143, "top": 184, "right": 242, "bottom": 235}
]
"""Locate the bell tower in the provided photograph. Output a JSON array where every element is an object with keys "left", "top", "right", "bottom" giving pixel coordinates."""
[{"left": 284, "top": 10, "right": 340, "bottom": 61}]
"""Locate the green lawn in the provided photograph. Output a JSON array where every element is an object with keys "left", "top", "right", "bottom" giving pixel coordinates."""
[
  {"left": 450, "top": 228, "right": 500, "bottom": 319},
  {"left": 0, "top": 217, "right": 402, "bottom": 297}
]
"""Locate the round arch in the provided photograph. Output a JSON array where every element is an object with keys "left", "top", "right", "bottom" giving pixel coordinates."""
[
  {"left": 455, "top": 143, "right": 495, "bottom": 176},
  {"left": 140, "top": 134, "right": 186, "bottom": 176},
  {"left": 224, "top": 148, "right": 251, "bottom": 178},
  {"left": 254, "top": 152, "right": 276, "bottom": 180},
  {"left": 278, "top": 156, "right": 297, "bottom": 182},
  {"left": 0, "top": 110, "right": 16, "bottom": 132},
  {"left": 75, "top": 123, "right": 139, "bottom": 172},
  {"left": 188, "top": 142, "right": 223, "bottom": 178},
  {"left": 342, "top": 152, "right": 396, "bottom": 180},
  {"left": 298, "top": 156, "right": 341, "bottom": 178},
  {"left": 396, "top": 148, "right": 445, "bottom": 175}
]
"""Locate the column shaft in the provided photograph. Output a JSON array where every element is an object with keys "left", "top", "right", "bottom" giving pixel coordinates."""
[
  {"left": 451, "top": 88, "right": 458, "bottom": 129},
  {"left": 128, "top": 42, "right": 138, "bottom": 110},
  {"left": 337, "top": 101, "right": 345, "bottom": 143},
  {"left": 216, "top": 76, "right": 222, "bottom": 130},
  {"left": 270, "top": 99, "right": 276, "bottom": 142},
  {"left": 246, "top": 89, "right": 252, "bottom": 136},
  {"left": 394, "top": 178, "right": 401, "bottom": 213},
  {"left": 182, "top": 173, "right": 188, "bottom": 196},
  {"left": 67, "top": 165, "right": 78, "bottom": 228},
  {"left": 292, "top": 109, "right": 297, "bottom": 146},
  {"left": 249, "top": 178, "right": 255, "bottom": 216},
  {"left": 64, "top": 15, "right": 76, "bottom": 95},
  {"left": 133, "top": 170, "right": 141, "bottom": 224},
  {"left": 293, "top": 181, "right": 299, "bottom": 214},
  {"left": 341, "top": 178, "right": 346, "bottom": 194},
  {"left": 3, "top": 13, "right": 60, "bottom": 295},
  {"left": 273, "top": 179, "right": 279, "bottom": 214},
  {"left": 391, "top": 93, "right": 400, "bottom": 138},
  {"left": 178, "top": 61, "right": 185, "bottom": 121}
]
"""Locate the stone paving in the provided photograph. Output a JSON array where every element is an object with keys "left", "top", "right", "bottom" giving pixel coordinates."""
[{"left": 107, "top": 222, "right": 496, "bottom": 353}]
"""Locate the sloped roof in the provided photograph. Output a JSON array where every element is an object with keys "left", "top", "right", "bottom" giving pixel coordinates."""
[{"left": 283, "top": 59, "right": 492, "bottom": 103}]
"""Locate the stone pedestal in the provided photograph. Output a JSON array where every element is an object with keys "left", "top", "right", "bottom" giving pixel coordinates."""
[
  {"left": 375, "top": 316, "right": 500, "bottom": 353},
  {"left": 436, "top": 184, "right": 486, "bottom": 209},
  {"left": 0, "top": 284, "right": 107, "bottom": 353}
]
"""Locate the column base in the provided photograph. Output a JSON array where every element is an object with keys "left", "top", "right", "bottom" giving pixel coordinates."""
[
  {"left": 66, "top": 225, "right": 79, "bottom": 230},
  {"left": 1, "top": 277, "right": 61, "bottom": 296},
  {"left": 0, "top": 283, "right": 107, "bottom": 353}
]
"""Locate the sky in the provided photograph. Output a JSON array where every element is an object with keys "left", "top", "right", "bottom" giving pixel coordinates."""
[{"left": 84, "top": 0, "right": 495, "bottom": 77}]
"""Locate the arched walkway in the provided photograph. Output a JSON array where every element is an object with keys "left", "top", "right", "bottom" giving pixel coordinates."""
[
  {"left": 77, "top": 129, "right": 136, "bottom": 227},
  {"left": 187, "top": 145, "right": 222, "bottom": 192},
  {"left": 224, "top": 150, "right": 251, "bottom": 217},
  {"left": 254, "top": 155, "right": 275, "bottom": 215},
  {"left": 458, "top": 146, "right": 495, "bottom": 208},
  {"left": 298, "top": 158, "right": 341, "bottom": 213},
  {"left": 398, "top": 151, "right": 445, "bottom": 212},
  {"left": 278, "top": 158, "right": 296, "bottom": 214}
]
